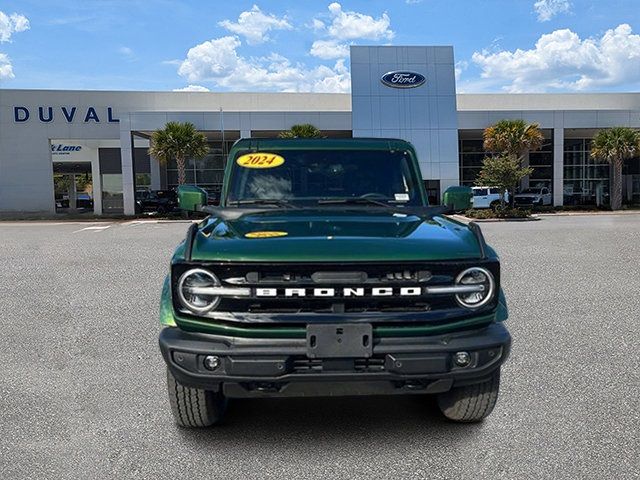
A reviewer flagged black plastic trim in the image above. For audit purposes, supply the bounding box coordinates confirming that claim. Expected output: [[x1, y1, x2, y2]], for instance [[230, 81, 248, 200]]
[[183, 223, 198, 262], [159, 322, 511, 397], [467, 221, 487, 259]]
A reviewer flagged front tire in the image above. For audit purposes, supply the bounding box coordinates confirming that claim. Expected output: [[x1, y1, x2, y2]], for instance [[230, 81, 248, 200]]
[[166, 368, 226, 427], [437, 370, 500, 422]]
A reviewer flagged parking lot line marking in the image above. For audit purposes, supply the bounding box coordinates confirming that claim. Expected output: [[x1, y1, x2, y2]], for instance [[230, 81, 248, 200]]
[[123, 220, 161, 226], [73, 225, 112, 233]]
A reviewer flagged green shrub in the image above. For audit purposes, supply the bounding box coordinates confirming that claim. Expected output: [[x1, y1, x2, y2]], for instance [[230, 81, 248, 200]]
[[465, 207, 531, 219]]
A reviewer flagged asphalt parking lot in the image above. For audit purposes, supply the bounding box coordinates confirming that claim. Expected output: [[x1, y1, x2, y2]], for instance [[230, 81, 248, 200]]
[[1, 214, 638, 479]]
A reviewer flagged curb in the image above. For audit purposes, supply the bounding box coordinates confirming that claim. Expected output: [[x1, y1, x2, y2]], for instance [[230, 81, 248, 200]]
[[471, 217, 541, 223], [535, 211, 640, 217], [451, 214, 540, 223]]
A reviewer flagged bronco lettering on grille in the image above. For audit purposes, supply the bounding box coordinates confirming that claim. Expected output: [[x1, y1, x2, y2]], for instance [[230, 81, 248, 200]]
[[255, 287, 424, 297]]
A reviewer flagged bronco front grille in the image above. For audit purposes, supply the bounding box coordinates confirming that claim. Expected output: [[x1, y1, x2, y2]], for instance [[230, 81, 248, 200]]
[[172, 260, 500, 319]]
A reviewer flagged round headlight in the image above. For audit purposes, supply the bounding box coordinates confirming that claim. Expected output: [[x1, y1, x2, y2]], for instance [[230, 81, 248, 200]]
[[177, 269, 221, 313], [454, 267, 495, 309]]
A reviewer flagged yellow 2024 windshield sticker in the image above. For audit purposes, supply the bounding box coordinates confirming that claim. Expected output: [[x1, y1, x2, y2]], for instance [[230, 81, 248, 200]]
[[237, 153, 285, 169], [245, 231, 288, 239]]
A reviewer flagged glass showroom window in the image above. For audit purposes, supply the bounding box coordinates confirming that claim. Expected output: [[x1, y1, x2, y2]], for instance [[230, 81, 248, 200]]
[[102, 174, 124, 213], [563, 139, 610, 206], [528, 134, 554, 190], [166, 140, 234, 192], [632, 175, 640, 204], [624, 156, 640, 205], [459, 134, 553, 190], [136, 174, 151, 190], [459, 139, 488, 186]]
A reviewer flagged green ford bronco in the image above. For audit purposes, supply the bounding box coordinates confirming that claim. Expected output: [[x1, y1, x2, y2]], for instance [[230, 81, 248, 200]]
[[159, 138, 511, 426]]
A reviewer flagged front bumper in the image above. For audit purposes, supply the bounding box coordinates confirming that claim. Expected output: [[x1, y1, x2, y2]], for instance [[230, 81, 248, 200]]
[[159, 322, 511, 398]]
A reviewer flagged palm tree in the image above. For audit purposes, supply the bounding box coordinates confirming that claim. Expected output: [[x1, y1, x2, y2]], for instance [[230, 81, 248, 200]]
[[590, 127, 640, 210], [278, 124, 323, 138], [482, 119, 544, 205], [483, 119, 545, 160], [148, 122, 209, 185]]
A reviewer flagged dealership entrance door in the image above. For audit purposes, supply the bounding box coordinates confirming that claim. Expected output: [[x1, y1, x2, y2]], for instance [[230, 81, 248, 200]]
[[53, 162, 94, 214]]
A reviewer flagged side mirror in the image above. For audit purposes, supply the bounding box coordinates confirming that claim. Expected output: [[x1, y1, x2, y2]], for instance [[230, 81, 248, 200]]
[[442, 186, 473, 212], [177, 185, 208, 212]]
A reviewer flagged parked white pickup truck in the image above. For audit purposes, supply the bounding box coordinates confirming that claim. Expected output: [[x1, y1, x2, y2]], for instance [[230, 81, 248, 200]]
[[471, 186, 508, 209], [514, 187, 552, 206]]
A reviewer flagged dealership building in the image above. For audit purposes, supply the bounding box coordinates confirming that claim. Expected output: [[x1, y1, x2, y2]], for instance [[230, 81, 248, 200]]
[[1, 45, 639, 215]]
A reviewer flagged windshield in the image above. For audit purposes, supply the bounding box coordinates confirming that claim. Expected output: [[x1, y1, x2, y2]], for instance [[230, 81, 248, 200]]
[[225, 149, 423, 206], [520, 188, 540, 194]]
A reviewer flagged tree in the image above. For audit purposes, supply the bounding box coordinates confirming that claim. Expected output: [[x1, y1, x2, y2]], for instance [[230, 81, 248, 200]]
[[483, 119, 545, 159], [481, 119, 544, 205], [590, 127, 640, 210], [476, 155, 533, 207], [278, 124, 323, 138], [148, 122, 209, 185]]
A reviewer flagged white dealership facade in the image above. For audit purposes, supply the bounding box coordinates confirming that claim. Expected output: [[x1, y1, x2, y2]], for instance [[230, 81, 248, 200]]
[[1, 45, 639, 215]]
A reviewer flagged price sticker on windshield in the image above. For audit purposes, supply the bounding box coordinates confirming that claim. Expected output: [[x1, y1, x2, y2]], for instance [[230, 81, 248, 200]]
[[237, 153, 285, 169]]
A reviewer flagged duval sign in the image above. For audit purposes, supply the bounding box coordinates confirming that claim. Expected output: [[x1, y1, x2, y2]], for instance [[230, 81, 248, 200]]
[[13, 106, 119, 123], [380, 71, 426, 89]]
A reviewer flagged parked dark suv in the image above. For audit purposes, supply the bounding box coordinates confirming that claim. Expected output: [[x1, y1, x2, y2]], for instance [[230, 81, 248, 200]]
[[136, 189, 178, 214]]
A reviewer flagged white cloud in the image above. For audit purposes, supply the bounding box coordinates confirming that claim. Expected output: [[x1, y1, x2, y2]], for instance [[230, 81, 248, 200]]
[[177, 3, 395, 92], [0, 11, 29, 42], [219, 5, 291, 45], [0, 11, 29, 80], [118, 46, 136, 61], [324, 3, 393, 41], [308, 3, 394, 60], [312, 59, 351, 93], [0, 52, 14, 79], [471, 24, 640, 92], [178, 36, 243, 81], [455, 60, 468, 82], [310, 19, 325, 32], [173, 85, 210, 92], [533, 0, 571, 22], [310, 40, 349, 60], [177, 35, 350, 93]]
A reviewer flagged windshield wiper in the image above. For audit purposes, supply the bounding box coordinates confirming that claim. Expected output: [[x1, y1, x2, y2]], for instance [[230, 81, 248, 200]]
[[227, 199, 299, 209], [316, 197, 394, 208]]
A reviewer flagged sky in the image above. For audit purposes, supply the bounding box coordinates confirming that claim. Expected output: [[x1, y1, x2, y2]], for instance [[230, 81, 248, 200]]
[[0, 0, 639, 93]]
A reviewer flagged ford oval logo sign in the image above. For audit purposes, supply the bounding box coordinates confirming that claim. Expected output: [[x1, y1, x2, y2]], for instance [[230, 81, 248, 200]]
[[380, 71, 426, 89]]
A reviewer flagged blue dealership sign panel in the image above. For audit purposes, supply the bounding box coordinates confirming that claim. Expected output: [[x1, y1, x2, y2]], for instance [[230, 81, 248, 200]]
[[350, 45, 460, 197]]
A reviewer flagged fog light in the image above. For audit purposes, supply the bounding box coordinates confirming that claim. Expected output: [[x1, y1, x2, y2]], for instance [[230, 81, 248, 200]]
[[454, 351, 471, 367], [203, 355, 220, 371]]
